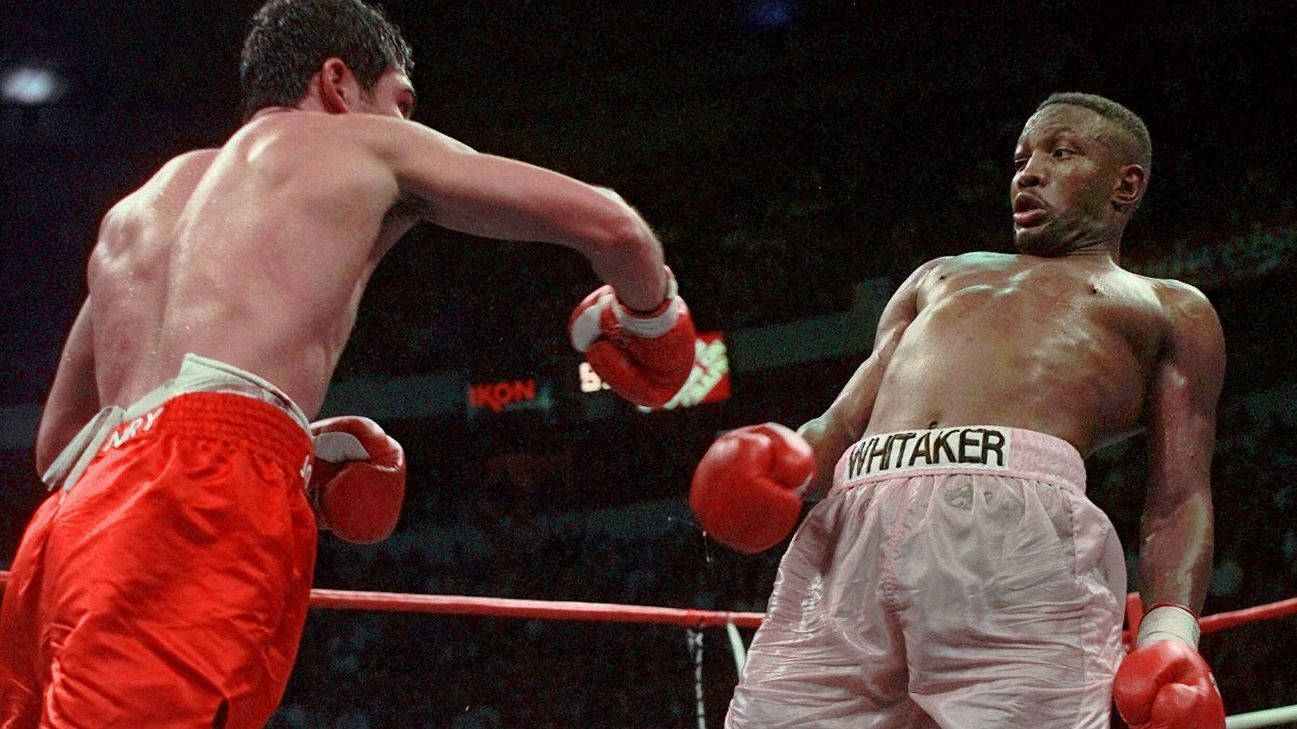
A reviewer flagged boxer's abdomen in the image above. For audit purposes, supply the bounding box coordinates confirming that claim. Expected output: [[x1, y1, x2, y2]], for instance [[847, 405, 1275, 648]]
[[867, 282, 1147, 456]]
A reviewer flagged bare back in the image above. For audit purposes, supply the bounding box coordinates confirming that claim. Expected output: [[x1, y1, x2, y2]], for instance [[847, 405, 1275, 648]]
[[89, 113, 417, 418], [36, 102, 664, 472], [866, 251, 1193, 456]]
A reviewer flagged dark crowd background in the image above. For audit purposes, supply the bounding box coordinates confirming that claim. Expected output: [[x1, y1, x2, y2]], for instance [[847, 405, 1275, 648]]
[[2, 1, 1296, 727]]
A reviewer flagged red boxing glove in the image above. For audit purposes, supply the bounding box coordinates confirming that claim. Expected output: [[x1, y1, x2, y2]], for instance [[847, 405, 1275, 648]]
[[1114, 605, 1225, 729], [569, 267, 696, 408], [689, 423, 816, 554], [308, 416, 406, 544]]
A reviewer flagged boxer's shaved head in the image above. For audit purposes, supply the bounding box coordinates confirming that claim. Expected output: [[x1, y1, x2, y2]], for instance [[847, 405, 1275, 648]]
[[240, 0, 413, 119]]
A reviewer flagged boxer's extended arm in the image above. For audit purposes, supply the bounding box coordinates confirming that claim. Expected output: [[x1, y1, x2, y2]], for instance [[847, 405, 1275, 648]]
[[1138, 285, 1225, 614], [35, 299, 98, 474], [367, 118, 667, 311], [795, 258, 942, 499], [1117, 286, 1227, 729]]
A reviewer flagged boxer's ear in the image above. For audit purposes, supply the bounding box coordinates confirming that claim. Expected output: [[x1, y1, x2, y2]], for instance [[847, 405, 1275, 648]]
[[1111, 163, 1147, 215], [317, 57, 354, 114]]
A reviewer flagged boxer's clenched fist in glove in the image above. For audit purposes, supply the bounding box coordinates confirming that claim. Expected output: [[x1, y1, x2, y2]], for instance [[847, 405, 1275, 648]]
[[1114, 604, 1225, 729], [569, 267, 696, 408], [309, 416, 406, 543], [690, 423, 816, 553]]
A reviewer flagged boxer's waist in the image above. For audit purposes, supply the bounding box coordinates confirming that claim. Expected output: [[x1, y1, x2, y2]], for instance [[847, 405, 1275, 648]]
[[120, 353, 310, 428], [832, 425, 1086, 494], [42, 354, 311, 491]]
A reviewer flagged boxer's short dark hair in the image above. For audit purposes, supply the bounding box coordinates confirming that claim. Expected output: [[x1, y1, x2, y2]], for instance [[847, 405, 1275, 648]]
[[1036, 92, 1151, 174], [240, 0, 413, 119]]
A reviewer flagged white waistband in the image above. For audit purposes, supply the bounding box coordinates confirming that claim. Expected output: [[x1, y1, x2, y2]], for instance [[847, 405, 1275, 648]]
[[41, 354, 309, 491], [832, 425, 1087, 494]]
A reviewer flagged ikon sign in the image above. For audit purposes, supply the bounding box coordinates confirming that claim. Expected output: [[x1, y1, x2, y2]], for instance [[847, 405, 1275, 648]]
[[467, 379, 539, 412]]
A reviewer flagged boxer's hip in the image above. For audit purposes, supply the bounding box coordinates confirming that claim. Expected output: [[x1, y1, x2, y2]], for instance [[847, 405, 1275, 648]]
[[4, 355, 318, 728], [42, 353, 312, 492], [735, 427, 1125, 726], [819, 426, 1119, 612]]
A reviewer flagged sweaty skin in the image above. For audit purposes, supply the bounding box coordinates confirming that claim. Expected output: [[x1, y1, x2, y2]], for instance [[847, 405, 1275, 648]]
[[36, 64, 667, 470], [798, 103, 1225, 614], [871, 251, 1169, 452]]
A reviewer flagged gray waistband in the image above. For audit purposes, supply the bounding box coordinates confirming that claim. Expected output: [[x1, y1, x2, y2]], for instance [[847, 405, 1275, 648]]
[[41, 353, 310, 491]]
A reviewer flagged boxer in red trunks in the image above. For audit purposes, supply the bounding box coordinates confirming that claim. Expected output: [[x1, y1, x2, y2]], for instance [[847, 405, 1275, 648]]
[[692, 94, 1227, 728], [0, 1, 695, 727]]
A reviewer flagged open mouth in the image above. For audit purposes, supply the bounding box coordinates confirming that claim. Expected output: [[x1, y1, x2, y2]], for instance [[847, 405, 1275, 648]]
[[1012, 194, 1048, 228]]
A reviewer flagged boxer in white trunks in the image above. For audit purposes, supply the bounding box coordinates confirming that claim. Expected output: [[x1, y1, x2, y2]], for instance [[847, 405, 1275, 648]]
[[691, 93, 1227, 729]]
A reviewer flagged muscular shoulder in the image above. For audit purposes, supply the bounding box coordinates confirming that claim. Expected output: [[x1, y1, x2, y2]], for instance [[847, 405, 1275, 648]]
[[108, 149, 218, 215], [885, 255, 947, 300], [882, 255, 953, 316], [1142, 276, 1225, 380], [233, 113, 420, 194], [1141, 276, 1219, 326], [235, 111, 422, 159], [908, 254, 956, 283], [929, 251, 1018, 275], [943, 251, 1009, 267], [162, 148, 221, 173], [96, 149, 219, 253], [912, 251, 1017, 288], [143, 149, 220, 195]]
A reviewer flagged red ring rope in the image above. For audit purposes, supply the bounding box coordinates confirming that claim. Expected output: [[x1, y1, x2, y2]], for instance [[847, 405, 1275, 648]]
[[0, 570, 1292, 632], [1200, 595, 1297, 634], [309, 587, 764, 628]]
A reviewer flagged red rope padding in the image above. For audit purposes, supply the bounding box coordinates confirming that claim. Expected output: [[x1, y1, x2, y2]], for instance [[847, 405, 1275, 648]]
[[0, 570, 1291, 633], [1200, 595, 1297, 634], [310, 588, 764, 628], [0, 570, 762, 628], [1122, 593, 1144, 652]]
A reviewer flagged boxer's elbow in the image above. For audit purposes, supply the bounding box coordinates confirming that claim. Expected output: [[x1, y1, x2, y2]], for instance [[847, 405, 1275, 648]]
[[566, 187, 643, 249], [796, 416, 828, 451], [34, 424, 58, 477], [796, 416, 842, 501], [583, 206, 655, 259], [33, 410, 84, 477]]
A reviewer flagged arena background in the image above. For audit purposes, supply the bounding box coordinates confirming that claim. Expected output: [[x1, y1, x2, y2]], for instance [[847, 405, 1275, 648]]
[[2, 1, 1295, 726]]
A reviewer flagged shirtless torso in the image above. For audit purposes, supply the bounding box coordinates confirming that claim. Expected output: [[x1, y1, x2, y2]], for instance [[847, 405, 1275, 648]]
[[868, 250, 1204, 457], [797, 100, 1225, 611], [89, 114, 419, 417], [36, 71, 669, 470]]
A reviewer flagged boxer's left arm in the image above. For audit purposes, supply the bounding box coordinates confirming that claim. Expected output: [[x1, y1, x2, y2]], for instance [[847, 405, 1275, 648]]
[[1114, 284, 1226, 729], [1138, 285, 1225, 616], [35, 298, 99, 475], [356, 118, 696, 406]]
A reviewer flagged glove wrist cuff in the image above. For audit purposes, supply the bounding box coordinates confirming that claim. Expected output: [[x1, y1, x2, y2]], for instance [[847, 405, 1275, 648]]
[[1136, 603, 1201, 649], [614, 267, 681, 338], [312, 430, 370, 463]]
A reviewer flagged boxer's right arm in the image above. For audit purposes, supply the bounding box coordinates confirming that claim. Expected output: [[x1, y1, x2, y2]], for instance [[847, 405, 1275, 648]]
[[796, 258, 944, 499], [693, 259, 941, 546], [363, 118, 667, 311], [35, 299, 99, 474], [689, 261, 934, 551]]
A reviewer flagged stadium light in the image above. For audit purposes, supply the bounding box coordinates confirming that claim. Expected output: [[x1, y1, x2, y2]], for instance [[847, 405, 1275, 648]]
[[2, 65, 63, 106]]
